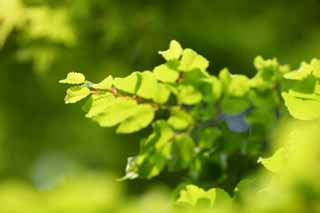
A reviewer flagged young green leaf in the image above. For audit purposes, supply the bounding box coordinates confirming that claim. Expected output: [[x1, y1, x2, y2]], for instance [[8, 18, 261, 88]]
[[311, 58, 320, 78], [178, 85, 202, 105], [228, 75, 250, 97], [116, 104, 155, 134], [168, 107, 193, 130], [135, 121, 175, 179], [93, 76, 113, 90], [85, 93, 116, 118], [153, 64, 179, 83], [153, 83, 171, 104], [91, 98, 139, 127], [64, 86, 90, 104], [177, 184, 216, 207], [113, 72, 139, 94], [284, 62, 312, 80], [136, 71, 158, 100], [158, 40, 183, 61], [59, 72, 86, 84], [259, 148, 287, 173], [282, 92, 320, 120], [178, 49, 209, 72]]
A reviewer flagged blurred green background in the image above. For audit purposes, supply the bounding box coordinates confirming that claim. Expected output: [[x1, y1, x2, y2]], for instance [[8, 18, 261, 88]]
[[0, 0, 320, 211]]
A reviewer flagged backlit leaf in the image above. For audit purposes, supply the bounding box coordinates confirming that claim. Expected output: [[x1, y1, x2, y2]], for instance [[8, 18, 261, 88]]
[[282, 92, 320, 120], [168, 107, 193, 130], [136, 71, 157, 100], [177, 184, 216, 207], [284, 62, 312, 80], [179, 49, 209, 72], [64, 86, 90, 104], [153, 64, 179, 83], [91, 98, 139, 127], [259, 148, 287, 173], [93, 76, 113, 90], [158, 40, 183, 61], [59, 72, 85, 85], [116, 104, 155, 134], [113, 72, 139, 94], [178, 85, 202, 105]]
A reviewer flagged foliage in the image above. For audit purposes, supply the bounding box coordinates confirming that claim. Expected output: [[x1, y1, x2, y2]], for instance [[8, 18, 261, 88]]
[[2, 0, 320, 211], [61, 40, 320, 208]]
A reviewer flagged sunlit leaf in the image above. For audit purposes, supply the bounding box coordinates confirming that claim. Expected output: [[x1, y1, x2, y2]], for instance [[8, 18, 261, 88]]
[[116, 104, 155, 133], [153, 64, 179, 83], [178, 85, 202, 105], [158, 40, 183, 61], [59, 72, 86, 85], [228, 75, 250, 97], [113, 72, 139, 94], [177, 184, 216, 207], [64, 86, 90, 104], [178, 49, 209, 72], [311, 58, 320, 79], [168, 107, 193, 130], [259, 148, 287, 173], [91, 98, 139, 127], [282, 92, 320, 120], [136, 71, 157, 100], [85, 93, 115, 118], [93, 76, 113, 90], [284, 62, 312, 80]]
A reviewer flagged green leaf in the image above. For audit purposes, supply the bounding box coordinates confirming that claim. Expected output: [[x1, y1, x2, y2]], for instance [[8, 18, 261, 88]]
[[137, 150, 169, 179], [311, 58, 320, 78], [177, 185, 216, 207], [143, 121, 175, 151], [259, 148, 287, 173], [178, 49, 209, 72], [168, 134, 195, 171], [199, 127, 221, 150], [251, 56, 289, 89], [85, 93, 116, 118], [116, 104, 155, 134], [168, 107, 193, 130], [210, 76, 222, 101], [59, 72, 86, 85], [153, 64, 179, 83], [228, 75, 250, 97], [91, 98, 139, 127], [119, 156, 139, 180], [136, 71, 157, 99], [284, 62, 312, 80], [287, 90, 320, 101], [158, 40, 183, 61], [93, 76, 113, 90], [178, 85, 202, 105], [315, 83, 320, 95], [136, 121, 175, 178], [153, 83, 171, 104], [219, 68, 232, 89], [254, 56, 279, 71], [282, 92, 320, 120], [221, 97, 250, 115], [113, 72, 139, 94], [64, 86, 90, 104]]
